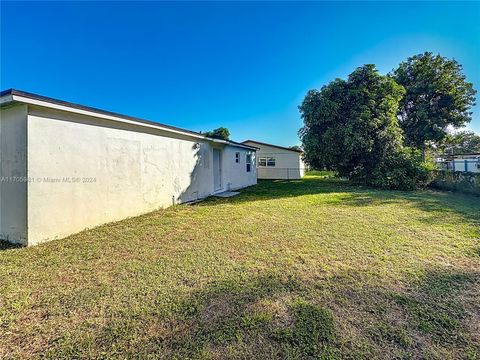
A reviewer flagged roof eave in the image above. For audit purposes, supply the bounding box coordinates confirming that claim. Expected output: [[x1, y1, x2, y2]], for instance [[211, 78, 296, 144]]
[[207, 137, 257, 150], [0, 89, 256, 150], [0, 92, 14, 106], [242, 139, 303, 153]]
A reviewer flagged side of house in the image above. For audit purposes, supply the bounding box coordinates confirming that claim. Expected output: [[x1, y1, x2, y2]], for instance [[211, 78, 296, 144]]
[[242, 140, 304, 180], [436, 154, 480, 173], [452, 154, 480, 173], [0, 104, 28, 244], [0, 90, 257, 246]]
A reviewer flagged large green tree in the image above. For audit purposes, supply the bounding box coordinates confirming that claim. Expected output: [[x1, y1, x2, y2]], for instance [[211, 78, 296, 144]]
[[299, 65, 429, 189], [393, 52, 476, 152]]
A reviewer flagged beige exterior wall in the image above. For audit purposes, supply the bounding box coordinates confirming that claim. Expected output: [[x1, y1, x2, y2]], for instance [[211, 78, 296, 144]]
[[0, 104, 256, 246], [0, 104, 28, 244], [243, 141, 304, 180]]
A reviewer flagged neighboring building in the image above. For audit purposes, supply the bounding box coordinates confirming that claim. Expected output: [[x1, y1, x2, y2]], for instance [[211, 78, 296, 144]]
[[0, 89, 257, 246], [242, 140, 305, 180], [436, 153, 480, 173]]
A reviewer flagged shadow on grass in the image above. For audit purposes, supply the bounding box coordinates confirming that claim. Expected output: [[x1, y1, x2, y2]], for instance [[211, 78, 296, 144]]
[[162, 267, 479, 359], [45, 266, 477, 359], [157, 273, 338, 359], [0, 240, 23, 251], [174, 269, 480, 358]]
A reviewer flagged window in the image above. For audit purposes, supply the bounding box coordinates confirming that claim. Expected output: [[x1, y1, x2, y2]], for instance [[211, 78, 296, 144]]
[[258, 157, 275, 167], [267, 157, 276, 167], [235, 152, 240, 163], [246, 154, 252, 172]]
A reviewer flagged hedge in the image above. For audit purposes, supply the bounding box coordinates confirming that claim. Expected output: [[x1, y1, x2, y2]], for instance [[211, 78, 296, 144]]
[[430, 170, 480, 196]]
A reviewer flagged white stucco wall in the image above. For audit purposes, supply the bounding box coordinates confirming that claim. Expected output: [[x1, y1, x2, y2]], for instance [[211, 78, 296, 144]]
[[243, 141, 304, 180], [23, 106, 256, 245], [222, 146, 257, 191], [0, 104, 28, 244]]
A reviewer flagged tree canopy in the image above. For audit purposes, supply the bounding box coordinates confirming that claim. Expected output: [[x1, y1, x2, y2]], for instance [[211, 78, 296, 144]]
[[203, 127, 230, 140], [393, 52, 476, 150], [299, 53, 477, 190], [299, 64, 430, 190], [299, 64, 405, 176], [439, 130, 480, 155]]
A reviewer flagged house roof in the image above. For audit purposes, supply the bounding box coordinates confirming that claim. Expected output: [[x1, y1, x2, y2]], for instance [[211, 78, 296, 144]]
[[0, 88, 257, 151], [451, 153, 480, 158], [242, 139, 303, 153]]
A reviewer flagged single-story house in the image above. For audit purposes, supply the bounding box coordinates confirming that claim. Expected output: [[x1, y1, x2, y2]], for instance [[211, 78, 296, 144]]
[[242, 140, 305, 180], [0, 89, 257, 246], [437, 153, 480, 173]]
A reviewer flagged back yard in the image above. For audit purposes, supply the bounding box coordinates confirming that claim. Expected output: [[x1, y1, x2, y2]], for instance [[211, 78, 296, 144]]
[[1, 173, 479, 359]]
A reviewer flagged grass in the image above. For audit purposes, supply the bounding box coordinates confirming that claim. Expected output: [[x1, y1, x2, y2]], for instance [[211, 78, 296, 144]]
[[1, 173, 479, 359]]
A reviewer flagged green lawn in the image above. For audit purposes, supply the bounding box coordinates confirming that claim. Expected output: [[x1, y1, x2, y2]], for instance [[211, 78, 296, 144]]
[[1, 174, 479, 359]]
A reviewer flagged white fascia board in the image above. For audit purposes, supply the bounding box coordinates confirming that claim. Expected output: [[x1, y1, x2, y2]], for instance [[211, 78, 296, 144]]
[[10, 94, 206, 140], [2, 93, 257, 151]]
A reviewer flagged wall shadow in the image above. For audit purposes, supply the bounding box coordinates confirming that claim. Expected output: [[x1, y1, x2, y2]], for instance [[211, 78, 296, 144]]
[[176, 142, 205, 205]]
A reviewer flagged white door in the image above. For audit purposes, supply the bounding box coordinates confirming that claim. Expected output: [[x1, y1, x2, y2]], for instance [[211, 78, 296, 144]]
[[213, 149, 222, 191]]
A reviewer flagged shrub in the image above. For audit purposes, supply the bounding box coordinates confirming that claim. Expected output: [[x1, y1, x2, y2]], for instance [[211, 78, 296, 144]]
[[365, 148, 434, 190], [430, 170, 480, 196]]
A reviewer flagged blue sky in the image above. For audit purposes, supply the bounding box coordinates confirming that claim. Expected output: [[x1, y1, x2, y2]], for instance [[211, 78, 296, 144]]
[[1, 2, 479, 146]]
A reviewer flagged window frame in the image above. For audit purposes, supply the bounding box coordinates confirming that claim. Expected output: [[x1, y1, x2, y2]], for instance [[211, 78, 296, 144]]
[[235, 152, 240, 163], [258, 157, 267, 167], [246, 154, 252, 172], [258, 157, 276, 167]]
